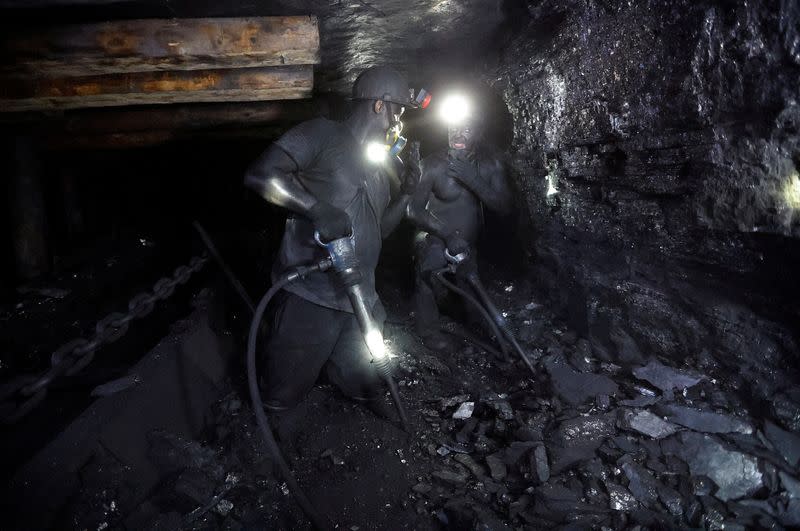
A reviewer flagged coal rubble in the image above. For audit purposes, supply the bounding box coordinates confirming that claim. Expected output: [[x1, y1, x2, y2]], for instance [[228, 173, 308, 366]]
[[398, 290, 800, 530], [72, 281, 800, 531]]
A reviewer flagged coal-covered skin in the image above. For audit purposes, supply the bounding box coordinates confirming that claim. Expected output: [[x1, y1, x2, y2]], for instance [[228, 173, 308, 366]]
[[494, 0, 800, 415]]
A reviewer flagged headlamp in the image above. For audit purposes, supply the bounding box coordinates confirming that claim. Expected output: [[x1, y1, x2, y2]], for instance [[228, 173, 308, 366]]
[[415, 88, 432, 109], [439, 94, 471, 125], [366, 141, 388, 163]]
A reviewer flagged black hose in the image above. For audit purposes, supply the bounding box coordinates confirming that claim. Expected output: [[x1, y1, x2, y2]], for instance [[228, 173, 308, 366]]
[[439, 325, 504, 360], [247, 265, 333, 531], [433, 268, 511, 360], [466, 275, 537, 376]]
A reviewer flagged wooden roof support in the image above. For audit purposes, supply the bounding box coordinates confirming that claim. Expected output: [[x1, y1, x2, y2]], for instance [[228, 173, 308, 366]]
[[1, 16, 320, 76], [1, 100, 322, 131], [44, 125, 289, 150], [0, 65, 313, 111]]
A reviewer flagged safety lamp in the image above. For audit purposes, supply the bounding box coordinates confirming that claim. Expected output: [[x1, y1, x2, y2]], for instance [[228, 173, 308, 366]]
[[439, 94, 471, 125]]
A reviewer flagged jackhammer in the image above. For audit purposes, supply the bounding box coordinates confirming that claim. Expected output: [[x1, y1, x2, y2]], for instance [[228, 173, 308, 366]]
[[433, 248, 536, 377], [314, 231, 411, 433], [196, 222, 410, 530]]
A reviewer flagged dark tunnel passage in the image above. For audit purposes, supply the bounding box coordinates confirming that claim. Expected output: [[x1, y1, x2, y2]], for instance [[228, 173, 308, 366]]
[[0, 1, 799, 530]]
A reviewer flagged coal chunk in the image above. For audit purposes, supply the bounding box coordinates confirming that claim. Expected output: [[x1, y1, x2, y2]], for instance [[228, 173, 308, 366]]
[[618, 408, 681, 439], [621, 462, 660, 508], [550, 414, 616, 473], [658, 404, 752, 434], [432, 469, 469, 486], [453, 454, 486, 479], [763, 420, 800, 467], [669, 432, 763, 501], [487, 399, 515, 420], [532, 445, 550, 483], [485, 453, 507, 480], [779, 471, 800, 499], [502, 441, 539, 466], [544, 356, 619, 406], [619, 395, 660, 407], [604, 481, 639, 511], [533, 483, 595, 518], [632, 360, 702, 393]]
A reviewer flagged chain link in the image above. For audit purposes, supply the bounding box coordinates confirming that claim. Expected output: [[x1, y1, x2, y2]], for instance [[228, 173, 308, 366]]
[[1, 253, 208, 424]]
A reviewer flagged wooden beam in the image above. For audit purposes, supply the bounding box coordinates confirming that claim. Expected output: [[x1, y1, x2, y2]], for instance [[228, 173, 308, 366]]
[[45, 125, 288, 150], [0, 65, 313, 112], [1, 16, 320, 76], [57, 101, 321, 133]]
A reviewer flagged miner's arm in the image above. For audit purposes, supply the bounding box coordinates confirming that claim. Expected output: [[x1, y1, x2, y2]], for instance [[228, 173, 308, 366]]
[[244, 144, 317, 214], [244, 141, 350, 242]]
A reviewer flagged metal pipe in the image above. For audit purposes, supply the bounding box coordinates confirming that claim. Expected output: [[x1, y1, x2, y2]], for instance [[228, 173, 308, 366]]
[[465, 273, 536, 376], [433, 267, 511, 361]]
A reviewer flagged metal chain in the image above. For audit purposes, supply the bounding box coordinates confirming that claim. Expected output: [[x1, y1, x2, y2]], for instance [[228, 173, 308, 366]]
[[0, 253, 208, 424]]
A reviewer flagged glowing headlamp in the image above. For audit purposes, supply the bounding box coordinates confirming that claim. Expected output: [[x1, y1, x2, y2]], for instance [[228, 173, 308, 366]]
[[439, 94, 471, 125], [366, 141, 388, 163]]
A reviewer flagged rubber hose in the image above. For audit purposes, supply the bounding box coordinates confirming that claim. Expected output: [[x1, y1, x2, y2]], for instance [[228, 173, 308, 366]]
[[466, 276, 537, 376], [439, 325, 504, 360], [433, 268, 511, 360], [247, 269, 332, 531]]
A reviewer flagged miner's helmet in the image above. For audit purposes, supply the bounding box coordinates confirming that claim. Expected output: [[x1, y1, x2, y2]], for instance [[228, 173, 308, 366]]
[[352, 66, 419, 109]]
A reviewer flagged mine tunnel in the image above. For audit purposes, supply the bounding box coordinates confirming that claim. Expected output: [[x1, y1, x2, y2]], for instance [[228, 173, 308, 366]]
[[1, 0, 799, 529]]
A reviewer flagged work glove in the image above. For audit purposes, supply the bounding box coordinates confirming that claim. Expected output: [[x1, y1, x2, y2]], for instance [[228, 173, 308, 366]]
[[401, 141, 422, 195], [308, 201, 351, 243]]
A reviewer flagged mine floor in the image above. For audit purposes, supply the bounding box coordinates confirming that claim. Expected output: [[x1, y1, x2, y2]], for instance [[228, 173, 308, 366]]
[[51, 266, 799, 531]]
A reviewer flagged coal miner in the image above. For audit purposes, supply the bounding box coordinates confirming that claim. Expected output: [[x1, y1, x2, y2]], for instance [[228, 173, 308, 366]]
[[243, 66, 420, 411], [407, 92, 515, 351]]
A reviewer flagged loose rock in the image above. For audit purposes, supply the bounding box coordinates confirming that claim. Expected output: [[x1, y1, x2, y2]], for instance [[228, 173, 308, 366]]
[[618, 408, 681, 439], [485, 453, 507, 481], [432, 469, 469, 486], [544, 356, 619, 406], [452, 402, 475, 420], [670, 432, 763, 501], [658, 404, 752, 434], [632, 360, 703, 393], [763, 420, 800, 467], [532, 445, 549, 483], [605, 481, 639, 511]]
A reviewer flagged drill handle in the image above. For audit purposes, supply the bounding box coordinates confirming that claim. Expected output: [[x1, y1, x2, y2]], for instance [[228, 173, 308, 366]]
[[314, 230, 362, 286]]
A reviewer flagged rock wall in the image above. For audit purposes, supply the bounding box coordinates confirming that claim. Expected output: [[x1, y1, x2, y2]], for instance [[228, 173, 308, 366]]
[[495, 0, 800, 415]]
